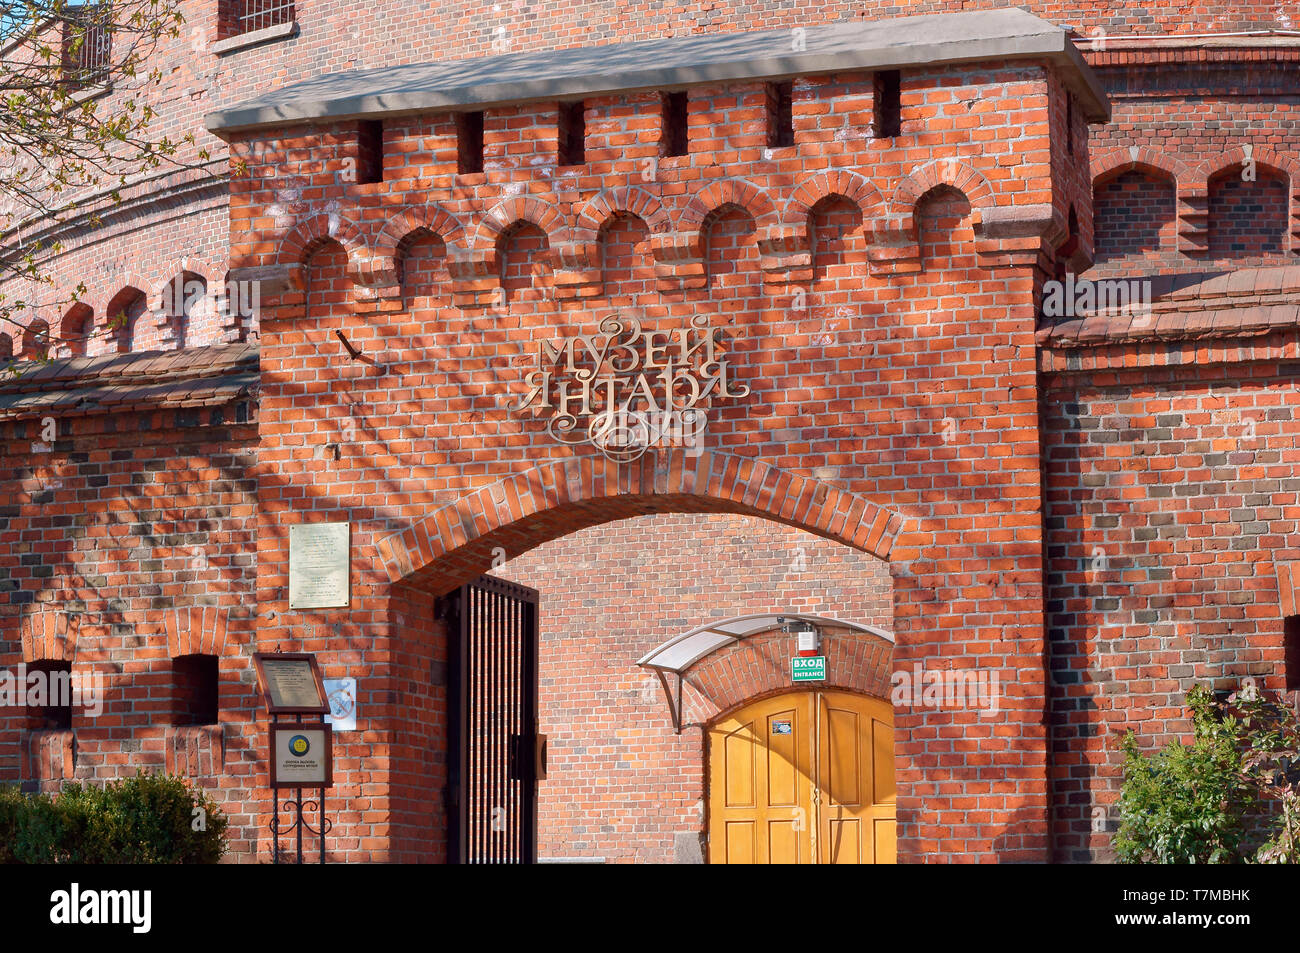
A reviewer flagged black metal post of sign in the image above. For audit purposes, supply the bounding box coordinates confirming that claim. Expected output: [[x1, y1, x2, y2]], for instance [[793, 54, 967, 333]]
[[268, 712, 331, 864]]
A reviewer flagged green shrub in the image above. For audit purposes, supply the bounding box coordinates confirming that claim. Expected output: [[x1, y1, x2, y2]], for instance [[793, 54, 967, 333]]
[[1115, 683, 1300, 864], [1114, 686, 1250, 863], [0, 785, 28, 864], [0, 772, 226, 864]]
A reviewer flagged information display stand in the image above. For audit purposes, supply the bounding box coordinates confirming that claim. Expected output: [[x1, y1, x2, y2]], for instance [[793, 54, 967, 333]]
[[253, 652, 333, 864]]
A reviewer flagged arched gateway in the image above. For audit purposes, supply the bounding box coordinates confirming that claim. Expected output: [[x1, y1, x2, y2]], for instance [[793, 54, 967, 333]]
[[202, 9, 1107, 862]]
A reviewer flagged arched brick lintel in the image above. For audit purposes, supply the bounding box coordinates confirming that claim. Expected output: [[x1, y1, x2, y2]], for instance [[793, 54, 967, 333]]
[[677, 177, 780, 235], [87, 274, 150, 323], [374, 203, 469, 259], [20, 610, 80, 662], [164, 606, 232, 658], [572, 186, 674, 243], [1091, 146, 1188, 189], [473, 195, 569, 252], [276, 212, 370, 283], [781, 169, 883, 230], [1194, 145, 1300, 187], [149, 258, 224, 313], [377, 452, 904, 594], [889, 158, 995, 225]]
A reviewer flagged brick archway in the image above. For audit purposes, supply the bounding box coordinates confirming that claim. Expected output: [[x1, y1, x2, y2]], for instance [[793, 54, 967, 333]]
[[378, 451, 904, 595]]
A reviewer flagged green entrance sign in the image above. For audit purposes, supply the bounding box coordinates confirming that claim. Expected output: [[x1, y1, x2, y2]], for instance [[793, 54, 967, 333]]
[[791, 655, 826, 682]]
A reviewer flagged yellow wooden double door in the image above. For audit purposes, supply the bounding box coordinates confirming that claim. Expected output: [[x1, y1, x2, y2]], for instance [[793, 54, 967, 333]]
[[707, 690, 896, 864]]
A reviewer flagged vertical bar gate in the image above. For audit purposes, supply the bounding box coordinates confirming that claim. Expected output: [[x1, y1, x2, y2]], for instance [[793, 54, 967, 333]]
[[443, 574, 540, 864]]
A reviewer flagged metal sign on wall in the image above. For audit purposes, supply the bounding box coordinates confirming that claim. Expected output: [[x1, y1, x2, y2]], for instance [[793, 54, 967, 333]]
[[269, 723, 334, 789], [289, 522, 350, 609], [508, 312, 749, 463], [324, 677, 357, 731], [792, 656, 827, 682]]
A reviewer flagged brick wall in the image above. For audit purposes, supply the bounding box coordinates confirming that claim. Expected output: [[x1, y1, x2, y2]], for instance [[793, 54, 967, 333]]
[[7, 4, 1297, 346], [1084, 51, 1300, 274], [1093, 169, 1177, 271], [1207, 166, 1291, 262], [1042, 358, 1300, 861], [0, 400, 263, 855], [227, 49, 1069, 862]]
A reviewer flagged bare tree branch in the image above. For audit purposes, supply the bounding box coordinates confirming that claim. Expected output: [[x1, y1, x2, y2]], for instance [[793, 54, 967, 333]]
[[0, 0, 209, 357]]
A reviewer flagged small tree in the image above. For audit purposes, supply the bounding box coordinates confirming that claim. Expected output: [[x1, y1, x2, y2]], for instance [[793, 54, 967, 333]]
[[0, 0, 200, 350]]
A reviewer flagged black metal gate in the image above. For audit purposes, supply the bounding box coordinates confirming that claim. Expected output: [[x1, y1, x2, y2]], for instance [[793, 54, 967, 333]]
[[441, 574, 541, 864]]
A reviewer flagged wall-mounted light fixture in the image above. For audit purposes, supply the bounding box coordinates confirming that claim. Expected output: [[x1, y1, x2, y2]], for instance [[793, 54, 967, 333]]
[[777, 616, 821, 656]]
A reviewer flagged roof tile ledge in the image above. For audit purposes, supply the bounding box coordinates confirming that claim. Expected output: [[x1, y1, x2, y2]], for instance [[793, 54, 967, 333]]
[[1038, 265, 1300, 349], [0, 343, 258, 421]]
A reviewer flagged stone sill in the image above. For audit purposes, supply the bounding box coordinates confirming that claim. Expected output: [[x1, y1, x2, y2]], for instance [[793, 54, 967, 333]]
[[538, 856, 607, 863], [69, 83, 112, 106], [211, 20, 296, 56]]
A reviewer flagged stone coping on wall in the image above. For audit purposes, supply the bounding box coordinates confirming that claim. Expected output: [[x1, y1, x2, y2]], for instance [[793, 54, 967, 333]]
[[204, 8, 1109, 136], [0, 342, 257, 420]]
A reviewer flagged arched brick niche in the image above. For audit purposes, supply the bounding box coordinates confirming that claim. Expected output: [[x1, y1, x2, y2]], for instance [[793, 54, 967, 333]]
[[1207, 164, 1291, 264], [57, 303, 92, 358], [915, 185, 975, 269], [100, 286, 148, 355], [498, 220, 554, 307], [599, 212, 655, 303], [397, 228, 450, 301], [1093, 168, 1177, 270]]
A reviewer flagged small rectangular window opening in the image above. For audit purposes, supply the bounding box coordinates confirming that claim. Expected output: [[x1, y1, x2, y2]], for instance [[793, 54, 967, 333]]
[[356, 120, 383, 184], [767, 81, 794, 149], [173, 654, 219, 726], [558, 101, 585, 166], [874, 70, 901, 139], [662, 92, 689, 158], [457, 111, 485, 175], [233, 0, 295, 38], [27, 661, 72, 731], [61, 8, 112, 88]]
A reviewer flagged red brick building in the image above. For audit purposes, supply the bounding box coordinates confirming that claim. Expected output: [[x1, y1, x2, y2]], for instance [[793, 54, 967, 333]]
[[1, 1, 1298, 863]]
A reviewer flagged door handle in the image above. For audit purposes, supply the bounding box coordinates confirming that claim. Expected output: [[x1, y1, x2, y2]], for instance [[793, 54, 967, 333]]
[[507, 733, 547, 780]]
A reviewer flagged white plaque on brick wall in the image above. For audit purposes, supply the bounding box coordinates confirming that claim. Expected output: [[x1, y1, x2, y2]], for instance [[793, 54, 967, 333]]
[[289, 522, 350, 609]]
